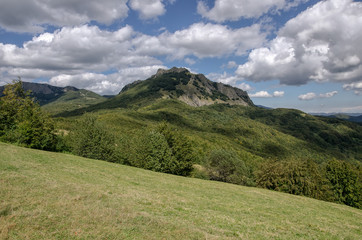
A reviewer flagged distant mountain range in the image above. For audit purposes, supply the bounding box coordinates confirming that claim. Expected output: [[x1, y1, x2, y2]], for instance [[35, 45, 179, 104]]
[[0, 81, 106, 114], [310, 112, 362, 123]]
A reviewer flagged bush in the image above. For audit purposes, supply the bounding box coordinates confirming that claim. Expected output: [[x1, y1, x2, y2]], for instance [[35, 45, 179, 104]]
[[0, 80, 57, 150], [124, 123, 196, 176], [325, 159, 361, 208], [256, 159, 326, 199], [69, 115, 119, 162], [206, 149, 250, 185]]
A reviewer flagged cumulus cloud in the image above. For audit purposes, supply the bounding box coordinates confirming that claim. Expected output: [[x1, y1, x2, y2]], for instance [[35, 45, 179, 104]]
[[129, 0, 166, 19], [131, 22, 265, 59], [343, 81, 362, 95], [250, 91, 272, 98], [237, 83, 252, 91], [236, 0, 362, 86], [0, 21, 268, 94], [0, 0, 129, 33], [249, 90, 284, 98], [298, 91, 338, 100], [226, 61, 237, 69], [161, 23, 266, 58], [184, 58, 196, 65], [0, 25, 166, 94], [273, 91, 285, 97], [298, 92, 317, 100], [319, 91, 338, 98], [197, 0, 307, 22], [49, 66, 165, 95]]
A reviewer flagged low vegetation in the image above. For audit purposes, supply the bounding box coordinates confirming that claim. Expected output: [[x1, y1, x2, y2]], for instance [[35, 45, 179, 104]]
[[1, 142, 361, 239]]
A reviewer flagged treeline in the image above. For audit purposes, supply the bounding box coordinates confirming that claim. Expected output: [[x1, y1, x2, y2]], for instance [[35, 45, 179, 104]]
[[0, 80, 361, 209]]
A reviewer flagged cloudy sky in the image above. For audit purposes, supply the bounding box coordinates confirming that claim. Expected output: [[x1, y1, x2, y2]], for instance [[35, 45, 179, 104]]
[[0, 0, 361, 113]]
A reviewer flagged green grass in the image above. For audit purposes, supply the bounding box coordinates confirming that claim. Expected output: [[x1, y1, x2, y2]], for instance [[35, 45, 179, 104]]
[[1, 142, 361, 239]]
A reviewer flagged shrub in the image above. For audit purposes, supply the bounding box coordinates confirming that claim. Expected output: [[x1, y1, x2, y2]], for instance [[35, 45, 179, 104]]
[[69, 115, 119, 162], [125, 123, 196, 176], [206, 149, 250, 185], [256, 159, 325, 199], [325, 159, 361, 208]]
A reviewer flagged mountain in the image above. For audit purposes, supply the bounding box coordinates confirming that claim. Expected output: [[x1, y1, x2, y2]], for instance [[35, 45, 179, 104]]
[[310, 112, 362, 123], [0, 81, 106, 114], [56, 67, 254, 117], [121, 67, 254, 107]]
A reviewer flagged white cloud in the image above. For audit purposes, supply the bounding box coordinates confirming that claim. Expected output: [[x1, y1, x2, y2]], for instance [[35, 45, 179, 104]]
[[129, 0, 166, 19], [0, 21, 268, 94], [0, 0, 129, 33], [197, 0, 308, 22], [250, 91, 273, 98], [319, 91, 338, 98], [163, 23, 266, 58], [184, 58, 196, 65], [273, 91, 284, 97], [298, 91, 338, 100], [131, 22, 265, 59], [250, 90, 285, 98], [236, 0, 362, 86], [298, 92, 317, 100], [0, 25, 167, 94], [226, 61, 237, 69], [49, 65, 165, 95], [237, 82, 252, 91], [343, 81, 362, 95]]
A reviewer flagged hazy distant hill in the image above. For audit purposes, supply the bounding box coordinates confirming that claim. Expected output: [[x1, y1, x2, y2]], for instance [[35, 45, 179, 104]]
[[311, 112, 362, 123], [0, 81, 106, 114]]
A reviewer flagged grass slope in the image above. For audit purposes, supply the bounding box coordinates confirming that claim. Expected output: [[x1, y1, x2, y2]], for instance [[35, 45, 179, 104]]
[[1, 142, 361, 239], [42, 89, 106, 115]]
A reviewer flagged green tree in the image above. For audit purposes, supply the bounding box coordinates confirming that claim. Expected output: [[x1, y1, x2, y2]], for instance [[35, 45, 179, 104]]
[[69, 115, 119, 162], [256, 159, 325, 199], [325, 159, 361, 208], [126, 123, 196, 176], [206, 149, 250, 185], [0, 79, 57, 150], [157, 122, 195, 176]]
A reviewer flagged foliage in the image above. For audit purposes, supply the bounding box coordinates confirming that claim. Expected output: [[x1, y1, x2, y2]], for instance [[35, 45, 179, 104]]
[[206, 149, 251, 185], [123, 122, 195, 176], [68, 115, 119, 162], [325, 159, 361, 208], [0, 79, 57, 150], [256, 159, 327, 200]]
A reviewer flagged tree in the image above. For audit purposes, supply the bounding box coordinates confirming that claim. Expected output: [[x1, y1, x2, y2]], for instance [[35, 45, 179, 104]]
[[256, 159, 325, 199], [126, 122, 196, 176], [206, 149, 249, 185], [156, 122, 195, 176], [325, 159, 361, 208], [0, 79, 57, 150], [69, 115, 119, 162]]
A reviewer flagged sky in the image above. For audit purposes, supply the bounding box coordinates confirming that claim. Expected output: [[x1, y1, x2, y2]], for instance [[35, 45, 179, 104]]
[[0, 0, 361, 113]]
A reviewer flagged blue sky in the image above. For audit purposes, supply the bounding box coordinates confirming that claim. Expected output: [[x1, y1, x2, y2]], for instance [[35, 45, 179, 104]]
[[0, 0, 361, 113]]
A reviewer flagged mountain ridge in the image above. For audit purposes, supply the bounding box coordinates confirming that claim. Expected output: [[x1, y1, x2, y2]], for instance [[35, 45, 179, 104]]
[[119, 67, 254, 107]]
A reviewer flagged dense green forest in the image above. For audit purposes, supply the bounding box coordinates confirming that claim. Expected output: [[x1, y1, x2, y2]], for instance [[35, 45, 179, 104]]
[[1, 80, 361, 208]]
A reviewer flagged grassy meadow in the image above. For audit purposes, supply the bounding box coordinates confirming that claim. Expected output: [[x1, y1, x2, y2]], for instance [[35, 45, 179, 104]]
[[1, 142, 361, 239]]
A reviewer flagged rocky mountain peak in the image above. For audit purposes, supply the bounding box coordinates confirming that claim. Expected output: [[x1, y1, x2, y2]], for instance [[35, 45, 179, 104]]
[[120, 67, 254, 107], [154, 67, 190, 78]]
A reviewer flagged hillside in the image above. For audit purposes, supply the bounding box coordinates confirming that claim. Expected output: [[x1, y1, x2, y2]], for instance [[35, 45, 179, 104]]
[[0, 81, 106, 114], [1, 142, 361, 239], [56, 67, 253, 116]]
